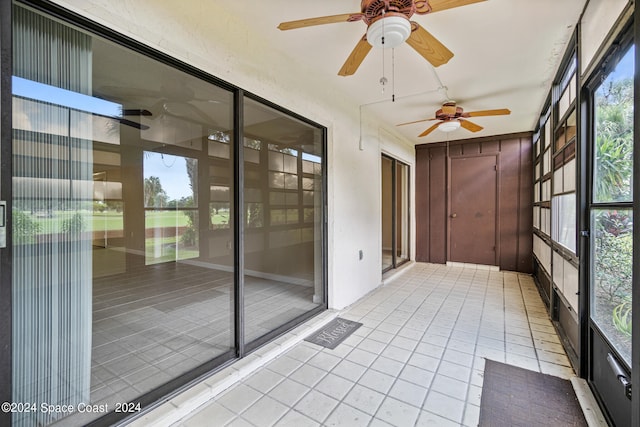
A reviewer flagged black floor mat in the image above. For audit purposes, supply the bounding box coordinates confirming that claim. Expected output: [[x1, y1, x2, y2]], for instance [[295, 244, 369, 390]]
[[479, 359, 588, 427], [305, 317, 362, 349]]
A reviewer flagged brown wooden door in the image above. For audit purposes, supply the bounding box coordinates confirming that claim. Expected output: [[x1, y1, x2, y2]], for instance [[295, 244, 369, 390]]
[[449, 155, 498, 265]]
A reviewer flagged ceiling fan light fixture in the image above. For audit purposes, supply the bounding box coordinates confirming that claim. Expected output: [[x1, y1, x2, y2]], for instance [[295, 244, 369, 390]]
[[438, 120, 461, 132], [366, 16, 411, 49]]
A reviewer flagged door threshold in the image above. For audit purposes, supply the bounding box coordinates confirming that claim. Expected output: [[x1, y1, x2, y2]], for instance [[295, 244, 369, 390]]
[[446, 261, 500, 271], [382, 261, 415, 285], [570, 377, 609, 426]]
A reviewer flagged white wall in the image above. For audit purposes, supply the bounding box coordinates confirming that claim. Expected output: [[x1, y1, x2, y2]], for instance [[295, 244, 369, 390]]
[[52, 0, 415, 310]]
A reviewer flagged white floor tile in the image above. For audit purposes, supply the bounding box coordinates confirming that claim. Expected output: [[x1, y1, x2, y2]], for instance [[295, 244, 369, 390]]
[[369, 418, 395, 427], [243, 368, 285, 394], [467, 384, 483, 407], [388, 378, 428, 408], [343, 384, 386, 415], [289, 364, 327, 388], [331, 359, 367, 382], [323, 403, 372, 427], [268, 378, 310, 407], [314, 373, 354, 400], [274, 410, 320, 427], [216, 384, 262, 414], [506, 353, 540, 371], [293, 390, 339, 424], [345, 348, 377, 367], [430, 374, 469, 400], [357, 338, 387, 354], [225, 416, 254, 427], [181, 402, 235, 427], [423, 390, 465, 423], [287, 344, 321, 363], [407, 352, 440, 372], [442, 348, 475, 367], [266, 356, 304, 377], [505, 340, 536, 357], [357, 369, 396, 394], [389, 336, 419, 351], [370, 356, 405, 377], [306, 351, 342, 372], [380, 345, 412, 363], [539, 361, 575, 379], [398, 364, 434, 388], [160, 264, 581, 427], [375, 396, 421, 426], [437, 361, 471, 382], [239, 395, 288, 427], [416, 410, 462, 427]]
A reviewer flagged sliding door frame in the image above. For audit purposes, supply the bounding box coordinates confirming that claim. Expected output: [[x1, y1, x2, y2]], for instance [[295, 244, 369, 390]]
[[6, 1, 328, 426], [382, 154, 410, 273], [632, 6, 640, 426], [581, 18, 636, 427], [0, 0, 13, 425]]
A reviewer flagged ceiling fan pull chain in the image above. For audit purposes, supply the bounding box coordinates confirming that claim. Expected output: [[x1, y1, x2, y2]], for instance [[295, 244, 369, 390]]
[[381, 8, 386, 47], [392, 47, 396, 102], [380, 24, 387, 94]]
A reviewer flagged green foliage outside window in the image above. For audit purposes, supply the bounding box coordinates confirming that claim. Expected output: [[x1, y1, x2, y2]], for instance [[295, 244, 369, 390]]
[[13, 210, 41, 244]]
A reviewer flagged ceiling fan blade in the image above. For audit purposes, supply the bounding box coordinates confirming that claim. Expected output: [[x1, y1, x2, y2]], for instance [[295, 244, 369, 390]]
[[406, 22, 453, 67], [92, 111, 149, 130], [397, 117, 437, 127], [278, 13, 361, 30], [459, 119, 483, 132], [122, 109, 152, 116], [115, 116, 150, 130], [419, 122, 442, 137], [428, 0, 487, 13], [338, 35, 372, 76], [464, 108, 511, 117]]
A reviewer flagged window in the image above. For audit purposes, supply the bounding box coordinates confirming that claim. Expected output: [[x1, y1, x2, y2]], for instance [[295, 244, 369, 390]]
[[589, 44, 634, 365], [552, 193, 576, 252]]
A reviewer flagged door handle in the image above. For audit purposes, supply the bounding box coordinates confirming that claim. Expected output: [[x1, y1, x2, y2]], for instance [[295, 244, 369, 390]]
[[450, 213, 457, 218], [0, 201, 5, 248], [607, 353, 632, 400]]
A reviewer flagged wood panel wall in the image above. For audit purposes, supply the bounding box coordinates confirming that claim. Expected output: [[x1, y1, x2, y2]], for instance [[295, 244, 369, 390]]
[[415, 132, 533, 273]]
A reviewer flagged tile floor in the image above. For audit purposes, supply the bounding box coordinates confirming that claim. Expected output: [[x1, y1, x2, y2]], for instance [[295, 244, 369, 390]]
[[79, 259, 318, 427], [140, 262, 576, 427]]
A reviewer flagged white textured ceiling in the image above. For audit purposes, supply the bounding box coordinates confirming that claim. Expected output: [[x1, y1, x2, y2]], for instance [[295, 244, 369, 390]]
[[191, 0, 587, 145]]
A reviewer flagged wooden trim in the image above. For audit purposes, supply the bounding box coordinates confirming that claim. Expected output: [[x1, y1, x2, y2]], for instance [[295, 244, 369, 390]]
[[415, 131, 533, 150]]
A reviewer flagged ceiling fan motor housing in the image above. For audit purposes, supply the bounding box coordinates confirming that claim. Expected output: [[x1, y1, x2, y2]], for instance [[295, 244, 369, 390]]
[[366, 15, 412, 48], [437, 102, 464, 119], [362, 0, 433, 48], [361, 0, 417, 22]]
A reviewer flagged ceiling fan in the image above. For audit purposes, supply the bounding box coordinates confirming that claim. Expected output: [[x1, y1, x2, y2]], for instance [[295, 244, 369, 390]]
[[397, 101, 511, 136], [277, 0, 486, 76], [99, 83, 218, 129]]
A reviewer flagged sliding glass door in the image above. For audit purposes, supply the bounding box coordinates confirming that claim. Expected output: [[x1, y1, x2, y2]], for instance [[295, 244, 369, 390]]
[[382, 155, 409, 273], [586, 39, 634, 426], [9, 4, 326, 426], [242, 97, 325, 347]]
